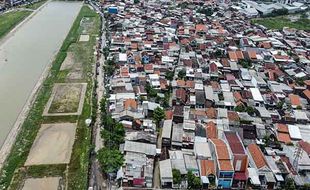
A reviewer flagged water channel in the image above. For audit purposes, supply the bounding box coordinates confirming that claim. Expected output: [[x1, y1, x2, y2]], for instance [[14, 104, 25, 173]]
[[0, 1, 82, 147]]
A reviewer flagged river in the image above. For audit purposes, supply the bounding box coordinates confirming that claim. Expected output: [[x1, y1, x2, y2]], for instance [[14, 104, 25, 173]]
[[0, 1, 82, 147]]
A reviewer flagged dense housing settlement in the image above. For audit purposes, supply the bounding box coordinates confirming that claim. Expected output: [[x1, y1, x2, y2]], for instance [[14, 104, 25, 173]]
[[92, 0, 310, 189]]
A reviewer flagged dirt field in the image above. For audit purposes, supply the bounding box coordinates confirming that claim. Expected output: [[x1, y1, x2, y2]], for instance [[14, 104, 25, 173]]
[[22, 177, 61, 190], [60, 52, 75, 71], [25, 123, 76, 166], [43, 83, 87, 116], [80, 17, 94, 34]]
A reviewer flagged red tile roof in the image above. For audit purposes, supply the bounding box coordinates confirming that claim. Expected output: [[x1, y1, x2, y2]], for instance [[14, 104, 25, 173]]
[[247, 144, 268, 169], [299, 141, 310, 155], [277, 133, 291, 144], [206, 121, 217, 139], [210, 139, 230, 160], [277, 123, 289, 133], [225, 131, 245, 154], [289, 94, 301, 106], [200, 160, 216, 176]]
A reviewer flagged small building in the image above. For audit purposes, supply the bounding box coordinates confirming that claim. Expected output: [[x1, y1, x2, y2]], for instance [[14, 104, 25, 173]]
[[159, 159, 173, 188], [162, 120, 172, 147]]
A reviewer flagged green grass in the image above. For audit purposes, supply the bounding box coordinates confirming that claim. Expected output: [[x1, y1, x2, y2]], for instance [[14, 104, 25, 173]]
[[252, 16, 310, 31], [0, 5, 100, 190], [0, 10, 31, 39], [24, 0, 47, 10]]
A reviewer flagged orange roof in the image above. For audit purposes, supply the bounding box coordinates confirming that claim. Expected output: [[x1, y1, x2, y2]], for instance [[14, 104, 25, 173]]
[[219, 160, 234, 171], [185, 80, 195, 88], [227, 111, 239, 122], [120, 67, 129, 77], [248, 51, 257, 59], [236, 51, 244, 60], [233, 91, 243, 102], [200, 160, 216, 176], [210, 139, 230, 160], [206, 108, 217, 119], [176, 80, 185, 87], [124, 99, 137, 110], [304, 80, 310, 86], [277, 123, 288, 133], [228, 51, 237, 62], [196, 24, 206, 32], [165, 110, 173, 119], [206, 121, 217, 139], [289, 94, 301, 106], [303, 89, 310, 100], [247, 144, 268, 169], [278, 132, 291, 144], [144, 64, 153, 71]]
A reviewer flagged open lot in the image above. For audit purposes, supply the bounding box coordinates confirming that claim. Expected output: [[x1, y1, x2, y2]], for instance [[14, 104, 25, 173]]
[[25, 123, 76, 166], [22, 177, 61, 190], [60, 52, 75, 71], [43, 83, 87, 116], [252, 15, 310, 31]]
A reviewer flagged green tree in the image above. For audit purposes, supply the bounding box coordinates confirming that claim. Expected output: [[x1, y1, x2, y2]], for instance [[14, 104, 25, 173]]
[[153, 107, 165, 127], [166, 70, 174, 81], [97, 147, 124, 174], [246, 106, 255, 116], [187, 171, 202, 190], [284, 178, 296, 190], [134, 0, 140, 4], [235, 105, 245, 112], [301, 183, 310, 190], [177, 69, 186, 79], [172, 169, 181, 185]]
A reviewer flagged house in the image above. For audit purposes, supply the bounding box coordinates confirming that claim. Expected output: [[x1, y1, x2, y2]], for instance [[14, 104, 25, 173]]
[[162, 120, 172, 147], [223, 131, 248, 188], [159, 159, 173, 188], [209, 139, 234, 189], [247, 144, 276, 189]]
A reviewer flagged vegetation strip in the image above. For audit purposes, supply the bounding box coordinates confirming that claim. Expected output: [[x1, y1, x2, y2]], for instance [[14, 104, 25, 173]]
[[0, 5, 99, 190]]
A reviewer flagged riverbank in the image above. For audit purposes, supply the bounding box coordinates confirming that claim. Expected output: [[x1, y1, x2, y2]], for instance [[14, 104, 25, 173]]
[[0, 4, 99, 190], [0, 0, 48, 40], [0, 0, 50, 170]]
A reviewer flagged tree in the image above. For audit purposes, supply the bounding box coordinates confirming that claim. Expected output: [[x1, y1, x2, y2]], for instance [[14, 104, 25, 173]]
[[235, 105, 245, 112], [134, 0, 140, 4], [187, 171, 202, 190], [97, 147, 124, 174], [172, 169, 181, 185], [283, 178, 296, 190], [153, 107, 165, 127], [239, 59, 252, 69], [246, 106, 255, 116], [166, 70, 174, 81], [177, 69, 186, 79]]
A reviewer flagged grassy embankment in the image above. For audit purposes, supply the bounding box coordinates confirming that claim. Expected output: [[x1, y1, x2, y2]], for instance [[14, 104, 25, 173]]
[[0, 5, 100, 190], [0, 11, 31, 39], [0, 0, 48, 40], [252, 16, 310, 31]]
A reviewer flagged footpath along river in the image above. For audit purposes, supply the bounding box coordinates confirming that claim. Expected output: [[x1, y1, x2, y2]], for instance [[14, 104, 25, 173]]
[[0, 1, 82, 148]]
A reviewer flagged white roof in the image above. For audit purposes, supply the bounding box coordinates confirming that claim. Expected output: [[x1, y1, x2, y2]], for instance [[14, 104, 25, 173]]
[[250, 88, 264, 102], [119, 53, 127, 62], [159, 159, 173, 179], [162, 120, 172, 139], [194, 142, 211, 159], [288, 125, 302, 140], [124, 141, 156, 156], [248, 168, 260, 185]]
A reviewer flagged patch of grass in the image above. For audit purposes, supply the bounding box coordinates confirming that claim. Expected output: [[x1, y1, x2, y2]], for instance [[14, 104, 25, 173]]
[[0, 5, 99, 190], [252, 16, 310, 31], [24, 0, 47, 10], [0, 10, 31, 39]]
